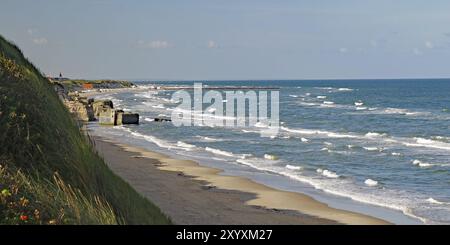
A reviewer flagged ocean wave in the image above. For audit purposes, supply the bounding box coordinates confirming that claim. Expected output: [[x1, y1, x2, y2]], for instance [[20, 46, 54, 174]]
[[232, 155, 429, 223], [426, 198, 446, 205], [254, 122, 269, 128], [134, 91, 158, 98], [363, 146, 383, 152], [316, 168, 340, 178], [400, 137, 450, 151], [282, 125, 450, 154], [285, 164, 302, 170], [363, 107, 429, 116], [364, 179, 379, 187], [129, 131, 181, 150], [177, 141, 197, 150], [316, 95, 327, 99], [412, 159, 433, 168], [298, 102, 318, 107], [205, 147, 235, 157], [195, 136, 222, 142], [338, 88, 353, 91], [365, 132, 386, 137], [264, 154, 279, 160], [281, 126, 359, 139]]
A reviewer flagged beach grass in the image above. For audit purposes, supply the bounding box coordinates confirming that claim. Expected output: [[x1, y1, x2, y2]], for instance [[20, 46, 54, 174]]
[[0, 35, 170, 224]]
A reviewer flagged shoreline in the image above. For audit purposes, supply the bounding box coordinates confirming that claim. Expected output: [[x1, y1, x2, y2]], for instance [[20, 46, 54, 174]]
[[92, 135, 389, 225]]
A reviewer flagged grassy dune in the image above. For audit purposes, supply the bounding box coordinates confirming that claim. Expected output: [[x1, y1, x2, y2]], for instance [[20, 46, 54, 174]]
[[0, 35, 170, 224]]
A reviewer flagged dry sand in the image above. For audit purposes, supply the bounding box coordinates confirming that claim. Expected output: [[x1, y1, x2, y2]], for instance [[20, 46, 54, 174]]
[[93, 136, 389, 225]]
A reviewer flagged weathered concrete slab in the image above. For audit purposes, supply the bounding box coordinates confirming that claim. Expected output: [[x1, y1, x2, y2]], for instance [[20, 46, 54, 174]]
[[99, 107, 115, 125], [121, 113, 139, 125]]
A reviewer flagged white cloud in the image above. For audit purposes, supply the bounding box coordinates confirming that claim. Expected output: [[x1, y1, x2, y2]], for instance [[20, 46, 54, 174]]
[[138, 40, 170, 49], [339, 47, 348, 53], [425, 41, 433, 49], [32, 37, 48, 45], [413, 48, 423, 56], [207, 40, 218, 49]]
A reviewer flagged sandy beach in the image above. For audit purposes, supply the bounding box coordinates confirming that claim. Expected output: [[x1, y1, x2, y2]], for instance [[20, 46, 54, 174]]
[[92, 135, 389, 225]]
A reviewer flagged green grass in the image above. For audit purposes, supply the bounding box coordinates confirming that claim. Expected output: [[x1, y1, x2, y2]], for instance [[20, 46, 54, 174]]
[[0, 35, 170, 224]]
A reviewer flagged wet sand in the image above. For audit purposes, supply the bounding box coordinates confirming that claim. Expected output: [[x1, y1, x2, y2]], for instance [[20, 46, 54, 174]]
[[92, 136, 389, 225]]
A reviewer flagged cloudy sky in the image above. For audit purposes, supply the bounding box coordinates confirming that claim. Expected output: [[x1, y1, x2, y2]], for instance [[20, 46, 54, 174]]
[[1, 0, 450, 80]]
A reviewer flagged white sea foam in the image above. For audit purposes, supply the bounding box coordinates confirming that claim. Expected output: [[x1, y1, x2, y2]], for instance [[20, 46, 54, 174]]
[[130, 131, 180, 150], [391, 152, 402, 156], [298, 102, 318, 107], [195, 135, 223, 142], [322, 169, 340, 178], [281, 126, 359, 139], [285, 164, 302, 170], [254, 122, 269, 128], [363, 146, 381, 151], [289, 95, 299, 98], [242, 129, 260, 133], [364, 179, 378, 187], [356, 107, 367, 110], [323, 101, 335, 105], [338, 88, 353, 91], [412, 159, 433, 168], [401, 138, 450, 151], [144, 118, 155, 122], [231, 156, 428, 223], [354, 101, 364, 106], [264, 154, 279, 160], [426, 198, 445, 205], [316, 95, 327, 99], [177, 141, 197, 150], [365, 132, 385, 137], [382, 108, 424, 116], [134, 91, 158, 98], [205, 147, 235, 157], [300, 137, 309, 143]]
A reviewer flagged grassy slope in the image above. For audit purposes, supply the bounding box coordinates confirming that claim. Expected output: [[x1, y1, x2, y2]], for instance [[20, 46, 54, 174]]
[[0, 35, 170, 224]]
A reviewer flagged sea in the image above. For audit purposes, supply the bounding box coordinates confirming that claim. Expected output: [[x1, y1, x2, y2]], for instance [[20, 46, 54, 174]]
[[88, 79, 450, 224]]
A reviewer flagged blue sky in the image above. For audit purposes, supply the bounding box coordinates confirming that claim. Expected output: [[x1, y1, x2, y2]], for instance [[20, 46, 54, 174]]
[[1, 0, 450, 80]]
